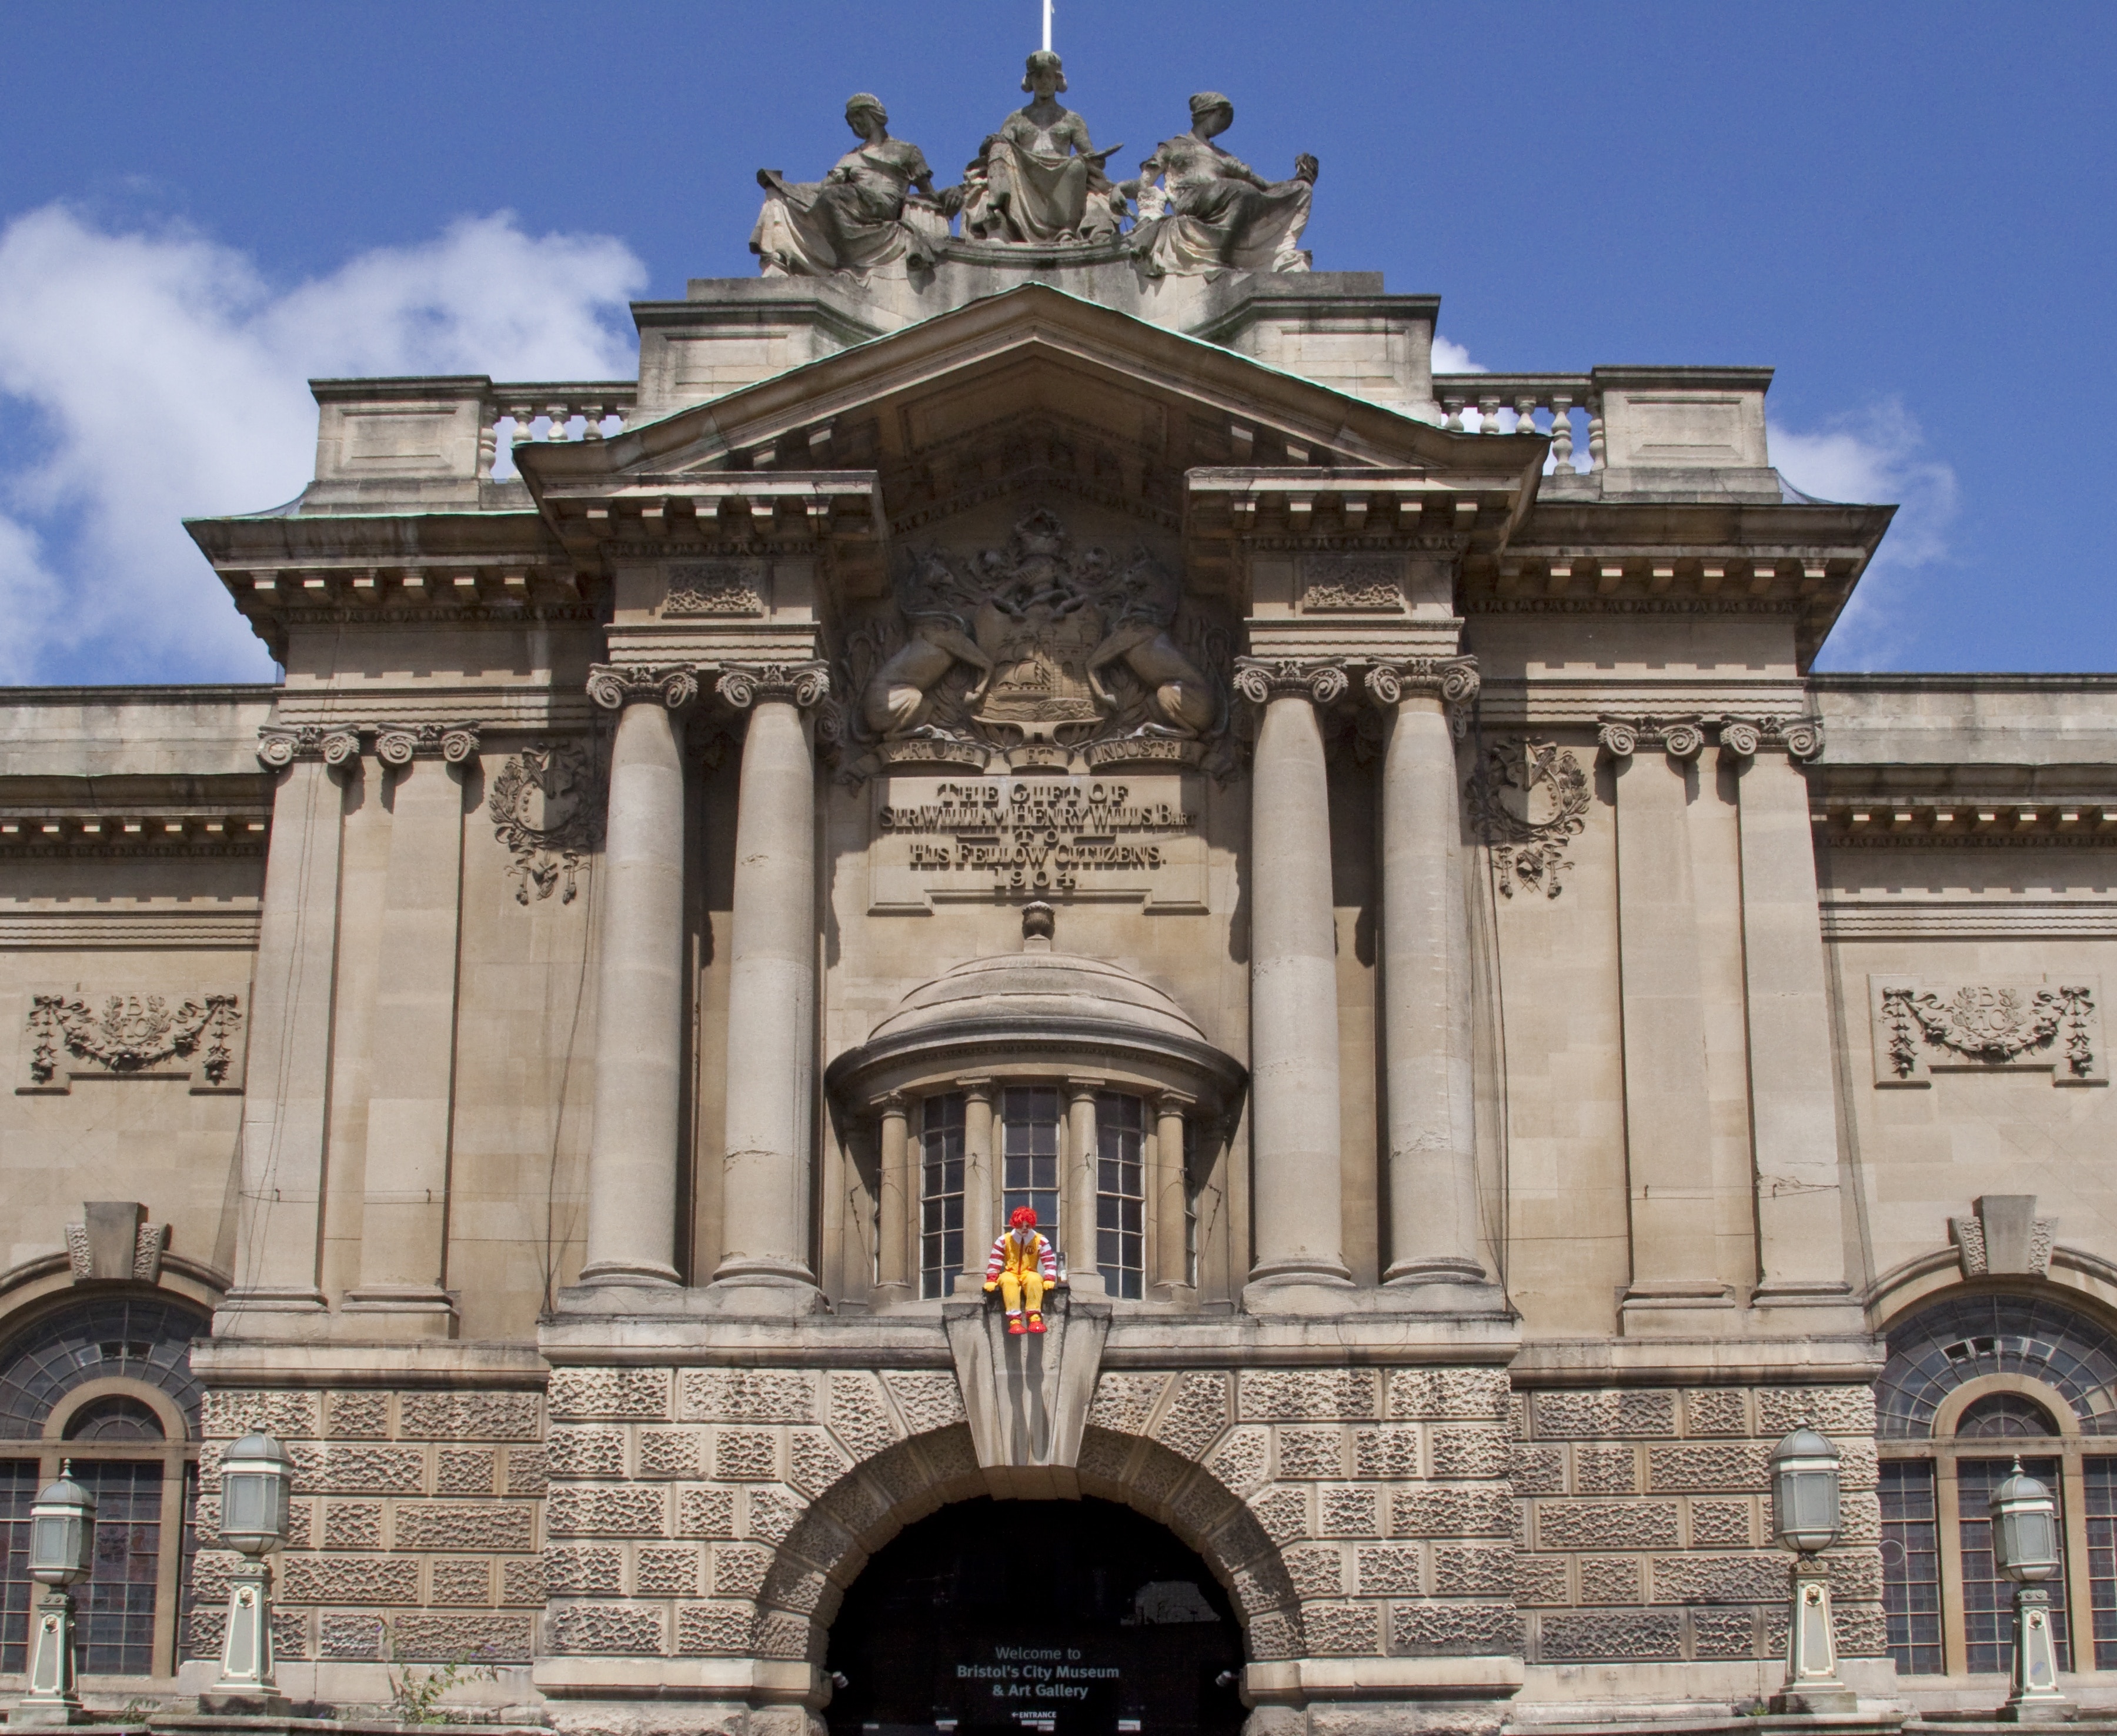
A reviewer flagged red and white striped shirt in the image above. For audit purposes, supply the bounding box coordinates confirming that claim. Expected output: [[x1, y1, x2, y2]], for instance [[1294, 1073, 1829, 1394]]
[[986, 1228, 1057, 1285]]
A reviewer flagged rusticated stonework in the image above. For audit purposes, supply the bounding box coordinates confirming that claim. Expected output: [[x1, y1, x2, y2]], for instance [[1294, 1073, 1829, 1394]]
[[1510, 1382, 1886, 1665], [191, 1384, 546, 1664]]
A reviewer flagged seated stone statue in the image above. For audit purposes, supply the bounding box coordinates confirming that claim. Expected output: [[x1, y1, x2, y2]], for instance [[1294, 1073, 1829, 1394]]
[[1126, 92, 1317, 277], [752, 94, 956, 278], [961, 51, 1124, 246]]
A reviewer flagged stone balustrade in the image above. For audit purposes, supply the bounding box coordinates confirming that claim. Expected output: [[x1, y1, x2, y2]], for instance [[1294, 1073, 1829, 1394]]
[[1433, 372, 1602, 473], [482, 380, 640, 478]]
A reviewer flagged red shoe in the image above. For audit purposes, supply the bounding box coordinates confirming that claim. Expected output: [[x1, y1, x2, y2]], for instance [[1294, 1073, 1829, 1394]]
[[1007, 1315, 1027, 1336], [1027, 1313, 1047, 1334]]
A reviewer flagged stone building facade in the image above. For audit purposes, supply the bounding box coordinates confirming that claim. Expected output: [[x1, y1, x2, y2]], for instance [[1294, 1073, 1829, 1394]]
[[4, 87, 2117, 1736]]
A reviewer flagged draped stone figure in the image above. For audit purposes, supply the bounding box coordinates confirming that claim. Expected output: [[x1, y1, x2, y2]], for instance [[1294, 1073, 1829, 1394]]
[[752, 94, 957, 278], [961, 52, 1124, 246], [1127, 92, 1318, 277]]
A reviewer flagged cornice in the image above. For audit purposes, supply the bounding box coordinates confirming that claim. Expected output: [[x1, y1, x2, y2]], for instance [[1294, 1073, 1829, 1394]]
[[0, 908, 263, 949], [1819, 900, 2117, 942], [1812, 799, 2117, 847]]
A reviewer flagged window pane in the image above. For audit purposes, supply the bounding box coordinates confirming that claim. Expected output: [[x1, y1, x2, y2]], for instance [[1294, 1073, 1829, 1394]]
[[920, 1094, 966, 1300], [1959, 1457, 2070, 1674], [1096, 1093, 1144, 1300], [78, 1460, 162, 1676], [0, 1458, 35, 1674], [2087, 1458, 2117, 1669], [1001, 1088, 1061, 1243], [1880, 1460, 1944, 1675]]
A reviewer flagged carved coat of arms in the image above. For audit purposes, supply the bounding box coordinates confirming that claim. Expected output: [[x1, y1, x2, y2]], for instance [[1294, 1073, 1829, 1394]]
[[1465, 738, 1591, 898], [830, 508, 1232, 779], [488, 744, 596, 903]]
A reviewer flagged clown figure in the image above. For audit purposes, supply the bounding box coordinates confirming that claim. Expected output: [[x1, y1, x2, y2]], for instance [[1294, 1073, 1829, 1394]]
[[984, 1206, 1060, 1334]]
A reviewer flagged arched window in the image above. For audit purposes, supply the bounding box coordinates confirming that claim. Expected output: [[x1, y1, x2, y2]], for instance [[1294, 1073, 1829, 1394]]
[[0, 1294, 207, 1681], [1876, 1292, 2117, 1680]]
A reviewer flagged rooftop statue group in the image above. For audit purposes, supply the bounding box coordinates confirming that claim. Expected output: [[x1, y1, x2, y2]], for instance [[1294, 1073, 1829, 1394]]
[[751, 54, 1316, 281]]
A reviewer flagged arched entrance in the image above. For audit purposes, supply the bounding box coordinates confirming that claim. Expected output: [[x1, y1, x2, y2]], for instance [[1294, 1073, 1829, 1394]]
[[824, 1495, 1245, 1736]]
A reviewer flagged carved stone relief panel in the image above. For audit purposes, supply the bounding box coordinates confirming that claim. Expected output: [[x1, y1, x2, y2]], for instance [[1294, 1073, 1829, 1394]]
[[1951, 1195, 2055, 1278], [19, 989, 247, 1094], [1295, 552, 1406, 613], [1466, 738, 1591, 899], [65, 1201, 168, 1283], [827, 508, 1236, 784], [867, 770, 1207, 914], [1869, 977, 2105, 1087], [660, 560, 768, 618], [487, 743, 597, 904]]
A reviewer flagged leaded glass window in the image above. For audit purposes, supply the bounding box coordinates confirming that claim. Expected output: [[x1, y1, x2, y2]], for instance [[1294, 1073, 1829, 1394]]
[[1880, 1460, 1944, 1675], [0, 1458, 34, 1674], [1096, 1092, 1144, 1299], [1876, 1295, 2117, 1438], [0, 1297, 205, 1440], [1958, 1455, 2072, 1675], [78, 1460, 162, 1675], [920, 1093, 966, 1299], [1001, 1086, 1061, 1240]]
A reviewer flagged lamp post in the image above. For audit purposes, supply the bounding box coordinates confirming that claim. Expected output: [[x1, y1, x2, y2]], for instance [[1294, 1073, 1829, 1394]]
[[1768, 1423, 1856, 1713], [12, 1462, 95, 1727], [211, 1431, 293, 1708], [1991, 1459, 2071, 1722]]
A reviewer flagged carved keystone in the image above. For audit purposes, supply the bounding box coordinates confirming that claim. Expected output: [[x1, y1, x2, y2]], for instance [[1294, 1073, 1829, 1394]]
[[944, 1291, 1110, 1498]]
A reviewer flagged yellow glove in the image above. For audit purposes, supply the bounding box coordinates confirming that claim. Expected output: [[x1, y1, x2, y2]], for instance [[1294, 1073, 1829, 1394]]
[[983, 1281, 997, 1293]]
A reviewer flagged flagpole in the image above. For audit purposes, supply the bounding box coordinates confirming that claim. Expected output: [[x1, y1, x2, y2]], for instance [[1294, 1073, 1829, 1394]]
[[1043, 0, 1052, 51]]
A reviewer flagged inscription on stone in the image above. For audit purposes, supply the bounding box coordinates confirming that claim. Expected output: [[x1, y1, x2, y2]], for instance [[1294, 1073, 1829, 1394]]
[[869, 773, 1206, 912]]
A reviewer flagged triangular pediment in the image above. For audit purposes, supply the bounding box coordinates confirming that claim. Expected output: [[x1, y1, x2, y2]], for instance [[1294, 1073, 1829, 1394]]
[[516, 282, 1540, 534]]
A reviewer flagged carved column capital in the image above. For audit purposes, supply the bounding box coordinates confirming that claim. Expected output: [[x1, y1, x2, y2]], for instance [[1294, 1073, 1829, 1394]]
[[1362, 656, 1480, 709], [375, 723, 482, 768], [1718, 717, 1762, 760], [714, 661, 831, 711], [586, 663, 700, 712], [1776, 716, 1826, 762], [256, 725, 360, 772], [1597, 715, 1705, 762], [1232, 656, 1351, 708]]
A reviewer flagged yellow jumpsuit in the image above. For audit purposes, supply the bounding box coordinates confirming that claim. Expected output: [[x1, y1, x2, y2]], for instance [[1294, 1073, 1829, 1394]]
[[986, 1229, 1053, 1316]]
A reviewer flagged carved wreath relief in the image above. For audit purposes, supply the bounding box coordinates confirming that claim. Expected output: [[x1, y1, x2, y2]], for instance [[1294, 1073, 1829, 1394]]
[[19, 990, 246, 1094], [488, 743, 596, 904], [831, 508, 1234, 783], [1465, 739, 1591, 899], [1871, 977, 2105, 1087]]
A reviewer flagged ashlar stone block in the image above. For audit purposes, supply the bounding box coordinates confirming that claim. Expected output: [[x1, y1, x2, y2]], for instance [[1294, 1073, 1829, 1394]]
[[323, 1501, 382, 1550], [713, 1428, 781, 1481], [1318, 1485, 1382, 1538], [1391, 1601, 1517, 1657], [392, 1613, 533, 1662], [430, 1557, 493, 1605], [1537, 1501, 1680, 1551], [397, 1498, 539, 1551], [1577, 1557, 1642, 1604], [1204, 1426, 1270, 1498], [676, 1485, 739, 1540], [545, 1487, 661, 1540], [545, 1545, 622, 1596], [1756, 1385, 1878, 1438], [746, 1485, 809, 1546], [549, 1603, 666, 1655], [679, 1369, 818, 1425], [1153, 1371, 1233, 1461], [1428, 1425, 1510, 1479], [1573, 1446, 1638, 1494], [1531, 1390, 1677, 1440], [1275, 1428, 1344, 1478], [504, 1445, 547, 1497], [305, 1445, 425, 1495], [1693, 1609, 1761, 1658], [1649, 1551, 1784, 1604], [1511, 1446, 1564, 1495], [636, 1545, 701, 1596], [1689, 1500, 1754, 1547], [1538, 1609, 1682, 1662], [501, 1556, 546, 1605], [1238, 1370, 1377, 1424], [1305, 1601, 1383, 1657], [1433, 1544, 1514, 1595], [789, 1427, 854, 1495], [329, 1391, 390, 1439], [880, 1371, 965, 1435], [676, 1601, 759, 1656], [1351, 1425, 1421, 1480], [1354, 1544, 1421, 1596], [1282, 1543, 1345, 1597], [1393, 1485, 1511, 1538], [1088, 1372, 1170, 1435], [1387, 1368, 1510, 1420], [400, 1391, 542, 1440], [638, 1428, 704, 1480], [281, 1553, 420, 1604], [549, 1367, 671, 1422], [1648, 1443, 1769, 1494], [1514, 1555, 1569, 1607], [826, 1371, 902, 1462], [436, 1448, 496, 1495], [204, 1389, 320, 1440], [1682, 1389, 1749, 1437], [712, 1542, 773, 1598]]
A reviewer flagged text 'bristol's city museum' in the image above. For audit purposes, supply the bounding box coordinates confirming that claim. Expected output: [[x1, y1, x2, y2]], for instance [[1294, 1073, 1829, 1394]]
[[5, 56, 2117, 1736]]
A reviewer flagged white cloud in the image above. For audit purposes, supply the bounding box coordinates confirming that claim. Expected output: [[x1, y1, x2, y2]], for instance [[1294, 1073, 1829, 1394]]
[[0, 206, 646, 684], [1769, 400, 1959, 667], [1431, 334, 1482, 375]]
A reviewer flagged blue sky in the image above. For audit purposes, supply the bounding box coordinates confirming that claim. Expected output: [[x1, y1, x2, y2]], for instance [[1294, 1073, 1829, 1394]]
[[0, 1, 2111, 682]]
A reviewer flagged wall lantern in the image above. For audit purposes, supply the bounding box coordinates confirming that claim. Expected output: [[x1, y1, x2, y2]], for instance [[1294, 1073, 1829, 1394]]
[[1990, 1458, 2071, 1721], [212, 1431, 294, 1706], [1767, 1423, 1855, 1713], [12, 1462, 94, 1727]]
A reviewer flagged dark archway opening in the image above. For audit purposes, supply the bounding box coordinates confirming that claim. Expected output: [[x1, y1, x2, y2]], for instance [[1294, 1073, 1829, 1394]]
[[824, 1495, 1245, 1736]]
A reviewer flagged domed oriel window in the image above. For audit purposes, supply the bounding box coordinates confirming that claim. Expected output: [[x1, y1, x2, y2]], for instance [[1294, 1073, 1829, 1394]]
[[827, 904, 1244, 1303], [1875, 1292, 2117, 1681]]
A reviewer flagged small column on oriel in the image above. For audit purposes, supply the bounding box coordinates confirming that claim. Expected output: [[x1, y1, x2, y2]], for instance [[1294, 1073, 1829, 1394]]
[[577, 665, 696, 1289], [1066, 1078, 1106, 1296], [957, 1079, 995, 1297], [1154, 1090, 1194, 1295], [875, 1093, 911, 1297]]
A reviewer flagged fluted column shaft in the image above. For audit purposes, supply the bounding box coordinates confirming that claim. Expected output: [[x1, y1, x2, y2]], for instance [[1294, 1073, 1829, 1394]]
[[1066, 1079, 1106, 1296], [713, 670, 825, 1291], [1238, 661, 1353, 1293], [1371, 663, 1488, 1288], [580, 668, 695, 1286], [349, 733, 476, 1328]]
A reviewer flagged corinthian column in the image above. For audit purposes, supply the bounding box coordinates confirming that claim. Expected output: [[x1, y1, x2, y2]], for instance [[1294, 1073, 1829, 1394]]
[[710, 663, 829, 1301], [1234, 659, 1354, 1299], [579, 665, 697, 1288], [1367, 659, 1492, 1294]]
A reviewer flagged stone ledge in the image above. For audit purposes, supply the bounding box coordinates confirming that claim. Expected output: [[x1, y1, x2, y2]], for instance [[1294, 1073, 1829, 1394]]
[[190, 1341, 550, 1385], [1246, 1653, 1525, 1701]]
